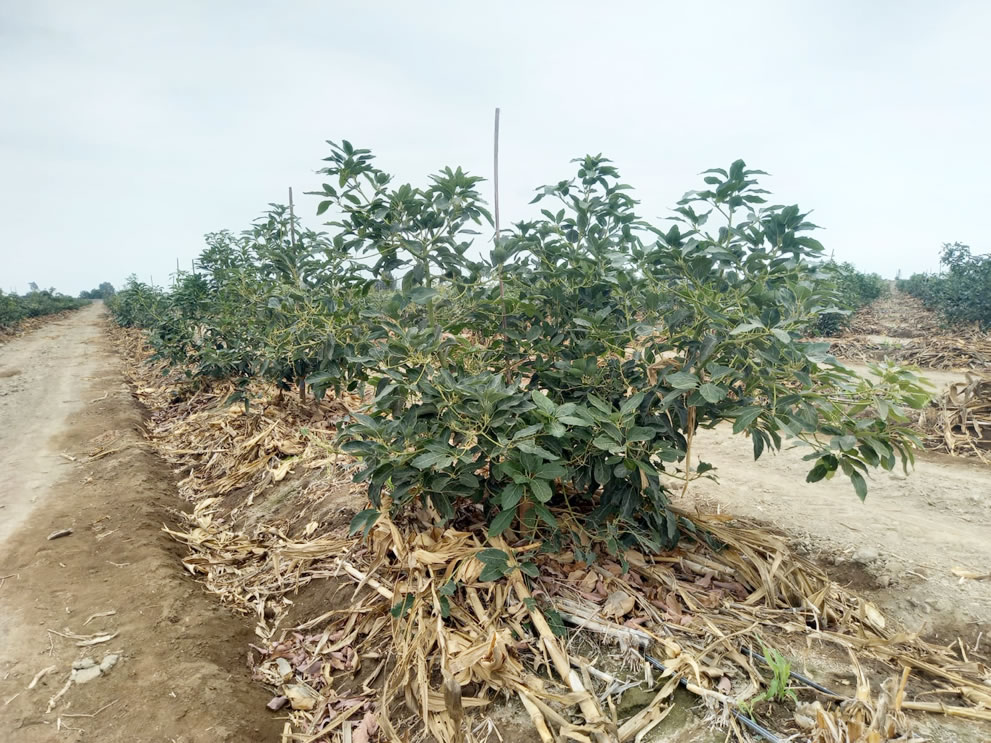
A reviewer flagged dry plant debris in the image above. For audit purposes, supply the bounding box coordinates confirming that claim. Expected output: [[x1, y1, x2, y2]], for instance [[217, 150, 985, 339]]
[[833, 291, 991, 371], [916, 374, 991, 462], [113, 326, 991, 742]]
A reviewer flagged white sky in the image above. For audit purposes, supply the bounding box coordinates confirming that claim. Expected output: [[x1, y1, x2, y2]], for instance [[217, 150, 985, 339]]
[[1, 1, 988, 295]]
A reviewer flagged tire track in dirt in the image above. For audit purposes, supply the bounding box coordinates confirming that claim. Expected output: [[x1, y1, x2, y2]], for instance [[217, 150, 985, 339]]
[[0, 304, 281, 742]]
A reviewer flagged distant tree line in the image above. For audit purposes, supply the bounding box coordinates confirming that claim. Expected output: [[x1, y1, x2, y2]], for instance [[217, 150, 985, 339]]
[[79, 282, 116, 299], [0, 285, 90, 329]]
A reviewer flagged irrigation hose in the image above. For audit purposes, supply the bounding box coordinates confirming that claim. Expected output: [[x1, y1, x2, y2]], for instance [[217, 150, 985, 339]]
[[642, 653, 784, 743], [739, 645, 843, 699]]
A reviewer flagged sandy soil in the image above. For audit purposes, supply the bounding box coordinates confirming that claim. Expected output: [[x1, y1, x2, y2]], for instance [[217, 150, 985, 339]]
[[0, 305, 281, 742], [676, 361, 991, 649]]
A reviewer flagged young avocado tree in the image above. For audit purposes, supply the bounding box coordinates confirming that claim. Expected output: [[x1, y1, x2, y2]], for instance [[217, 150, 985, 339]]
[[109, 143, 927, 555], [326, 149, 928, 554]]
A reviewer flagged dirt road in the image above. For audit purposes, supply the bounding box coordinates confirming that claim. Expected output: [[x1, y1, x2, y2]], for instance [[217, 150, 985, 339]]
[[678, 369, 991, 647], [0, 305, 281, 742]]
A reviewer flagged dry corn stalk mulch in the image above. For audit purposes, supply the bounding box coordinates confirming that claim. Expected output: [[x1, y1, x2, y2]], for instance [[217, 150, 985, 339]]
[[828, 334, 991, 372], [111, 327, 363, 528], [166, 500, 991, 742], [836, 291, 991, 371], [847, 292, 940, 339], [0, 308, 85, 342], [917, 374, 991, 463], [112, 326, 991, 742]]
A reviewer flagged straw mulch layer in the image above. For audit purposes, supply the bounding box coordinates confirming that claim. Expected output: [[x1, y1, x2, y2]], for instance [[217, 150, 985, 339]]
[[846, 292, 938, 339], [828, 334, 991, 372], [835, 291, 991, 371], [0, 307, 86, 342], [917, 374, 991, 463], [111, 326, 991, 742]]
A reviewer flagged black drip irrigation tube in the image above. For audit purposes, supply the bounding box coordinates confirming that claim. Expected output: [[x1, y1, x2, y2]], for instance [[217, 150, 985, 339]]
[[641, 649, 846, 742], [642, 653, 784, 743], [739, 646, 842, 699]]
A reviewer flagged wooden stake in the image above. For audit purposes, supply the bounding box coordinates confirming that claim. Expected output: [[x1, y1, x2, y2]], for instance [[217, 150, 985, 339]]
[[288, 187, 298, 249], [493, 107, 510, 379], [493, 108, 501, 239]]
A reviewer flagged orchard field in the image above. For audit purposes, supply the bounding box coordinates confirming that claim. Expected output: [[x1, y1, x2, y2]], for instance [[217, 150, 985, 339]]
[[1, 146, 989, 743]]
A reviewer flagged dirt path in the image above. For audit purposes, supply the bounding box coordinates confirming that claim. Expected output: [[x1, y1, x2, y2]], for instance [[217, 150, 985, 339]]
[[0, 305, 281, 742], [677, 361, 991, 650]]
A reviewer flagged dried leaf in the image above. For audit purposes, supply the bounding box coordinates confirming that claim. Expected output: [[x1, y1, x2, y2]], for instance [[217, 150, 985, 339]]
[[352, 711, 379, 743], [602, 590, 635, 619]]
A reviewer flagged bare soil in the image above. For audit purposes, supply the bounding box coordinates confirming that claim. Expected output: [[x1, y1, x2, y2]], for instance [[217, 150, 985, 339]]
[[679, 411, 991, 646], [0, 304, 282, 742]]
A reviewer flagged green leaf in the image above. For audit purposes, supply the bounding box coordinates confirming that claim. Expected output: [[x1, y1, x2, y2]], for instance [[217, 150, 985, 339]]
[[348, 508, 379, 538], [593, 458, 610, 486], [516, 441, 558, 460], [731, 406, 763, 433], [837, 434, 858, 451], [698, 383, 727, 403], [390, 593, 415, 619], [479, 564, 507, 582], [545, 608, 568, 637], [586, 394, 615, 415], [477, 548, 509, 567], [532, 502, 558, 528], [849, 470, 868, 501], [500, 483, 524, 509], [806, 461, 829, 483], [592, 435, 623, 453], [535, 462, 567, 479], [730, 321, 764, 335], [531, 390, 557, 415], [626, 426, 656, 442], [439, 580, 457, 596], [529, 478, 553, 503], [620, 391, 645, 415], [667, 371, 699, 390], [518, 562, 539, 578], [412, 451, 452, 470], [409, 286, 438, 305], [488, 508, 516, 537], [770, 328, 791, 343]]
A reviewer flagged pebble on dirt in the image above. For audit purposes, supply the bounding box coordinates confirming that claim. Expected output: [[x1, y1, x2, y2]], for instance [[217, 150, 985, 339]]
[[70, 653, 120, 684], [46, 528, 73, 540], [851, 546, 880, 564]]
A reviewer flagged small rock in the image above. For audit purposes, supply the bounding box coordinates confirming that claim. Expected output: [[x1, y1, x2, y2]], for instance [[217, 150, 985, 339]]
[[877, 575, 892, 588], [69, 653, 119, 684], [930, 597, 955, 614], [266, 695, 289, 711], [72, 665, 103, 684], [851, 546, 880, 564], [47, 528, 73, 540], [99, 654, 120, 673]]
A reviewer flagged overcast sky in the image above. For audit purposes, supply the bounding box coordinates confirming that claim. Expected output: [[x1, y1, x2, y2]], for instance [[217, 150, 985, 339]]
[[1, 1, 988, 295]]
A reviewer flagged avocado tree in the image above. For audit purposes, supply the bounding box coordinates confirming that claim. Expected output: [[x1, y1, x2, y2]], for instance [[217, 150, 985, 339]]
[[330, 151, 927, 553], [109, 144, 927, 554]]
